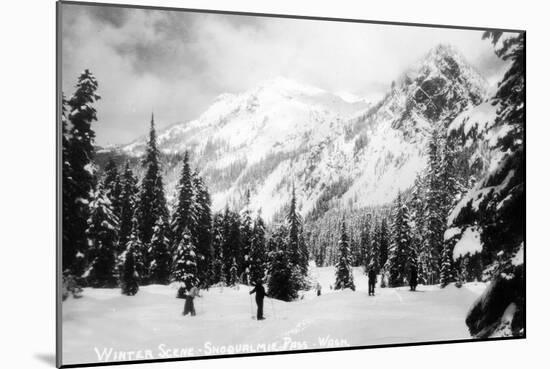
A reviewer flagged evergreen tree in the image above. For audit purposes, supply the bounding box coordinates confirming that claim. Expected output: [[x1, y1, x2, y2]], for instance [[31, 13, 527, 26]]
[[64, 70, 101, 276], [103, 158, 122, 216], [379, 217, 390, 269], [359, 215, 372, 270], [148, 218, 172, 284], [249, 212, 267, 284], [334, 219, 355, 290], [267, 225, 301, 301], [210, 213, 225, 285], [136, 114, 169, 245], [221, 207, 241, 282], [408, 238, 419, 287], [370, 217, 382, 272], [452, 32, 525, 337], [240, 189, 253, 282], [386, 193, 412, 287], [117, 162, 138, 251], [122, 218, 146, 285], [287, 185, 307, 276], [85, 183, 119, 287], [439, 240, 454, 287], [120, 242, 139, 296], [171, 229, 198, 290], [423, 126, 445, 284], [228, 258, 239, 286], [192, 173, 213, 286], [171, 151, 196, 245], [409, 174, 428, 283]]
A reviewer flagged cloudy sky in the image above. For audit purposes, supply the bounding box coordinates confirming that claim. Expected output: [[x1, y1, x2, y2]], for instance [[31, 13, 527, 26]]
[[61, 3, 508, 146]]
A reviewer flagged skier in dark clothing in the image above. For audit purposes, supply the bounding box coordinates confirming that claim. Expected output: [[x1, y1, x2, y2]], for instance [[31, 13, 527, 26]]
[[249, 280, 266, 320], [180, 286, 200, 316], [409, 268, 418, 291], [368, 269, 377, 296]]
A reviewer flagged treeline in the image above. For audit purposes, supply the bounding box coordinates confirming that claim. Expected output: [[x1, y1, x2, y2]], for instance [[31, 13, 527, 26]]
[[61, 71, 309, 301]]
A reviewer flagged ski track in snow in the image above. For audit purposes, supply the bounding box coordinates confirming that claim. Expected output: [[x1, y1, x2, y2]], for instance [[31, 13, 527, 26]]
[[62, 267, 484, 365]]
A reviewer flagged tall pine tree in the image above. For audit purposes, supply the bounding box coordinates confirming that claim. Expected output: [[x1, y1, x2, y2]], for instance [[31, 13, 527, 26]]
[[171, 229, 198, 290], [386, 193, 411, 287], [136, 114, 169, 283], [267, 225, 301, 301], [137, 114, 169, 245], [117, 161, 138, 251], [423, 126, 445, 284], [148, 218, 172, 284], [334, 219, 355, 290], [249, 212, 267, 284], [103, 158, 122, 216], [192, 173, 213, 286], [240, 189, 253, 283], [64, 70, 101, 276], [85, 183, 119, 287], [287, 184, 308, 276], [171, 151, 195, 245], [451, 32, 525, 337]]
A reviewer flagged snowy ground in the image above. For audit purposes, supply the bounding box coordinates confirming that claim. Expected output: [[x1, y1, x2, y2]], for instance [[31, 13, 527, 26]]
[[62, 267, 486, 365]]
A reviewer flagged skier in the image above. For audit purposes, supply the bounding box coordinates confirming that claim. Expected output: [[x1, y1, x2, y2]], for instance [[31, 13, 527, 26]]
[[183, 286, 201, 316], [409, 268, 418, 292], [249, 280, 266, 320], [316, 282, 322, 296], [368, 268, 377, 296]]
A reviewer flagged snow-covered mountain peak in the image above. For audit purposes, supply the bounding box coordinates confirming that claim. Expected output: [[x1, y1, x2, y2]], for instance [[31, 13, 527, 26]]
[[111, 45, 495, 221], [254, 76, 326, 96]]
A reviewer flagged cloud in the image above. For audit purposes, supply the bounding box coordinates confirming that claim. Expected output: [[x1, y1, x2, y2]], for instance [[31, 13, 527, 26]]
[[61, 3, 509, 146]]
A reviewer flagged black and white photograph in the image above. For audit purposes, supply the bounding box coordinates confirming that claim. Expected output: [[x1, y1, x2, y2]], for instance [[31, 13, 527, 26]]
[[57, 1, 525, 367]]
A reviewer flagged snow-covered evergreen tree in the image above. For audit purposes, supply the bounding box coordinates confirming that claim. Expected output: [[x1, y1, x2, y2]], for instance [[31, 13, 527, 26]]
[[228, 258, 239, 286], [359, 215, 372, 270], [85, 183, 119, 287], [221, 207, 241, 282], [136, 114, 169, 246], [171, 151, 196, 244], [239, 189, 253, 282], [379, 217, 390, 270], [249, 212, 267, 284], [64, 70, 101, 276], [423, 126, 446, 284], [386, 193, 411, 287], [210, 213, 225, 285], [171, 229, 198, 290], [370, 217, 382, 273], [192, 173, 213, 286], [103, 158, 122, 216], [451, 31, 525, 337], [148, 218, 172, 285], [287, 184, 308, 276], [334, 219, 355, 290], [439, 240, 454, 287], [120, 218, 146, 285], [267, 225, 301, 301], [117, 161, 138, 251], [409, 174, 428, 283]]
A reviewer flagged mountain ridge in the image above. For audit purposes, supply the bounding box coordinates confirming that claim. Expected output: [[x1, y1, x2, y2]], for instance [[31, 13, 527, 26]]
[[104, 43, 491, 222]]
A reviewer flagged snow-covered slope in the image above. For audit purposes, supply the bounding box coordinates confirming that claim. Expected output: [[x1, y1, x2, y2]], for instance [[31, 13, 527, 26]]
[[113, 44, 490, 221], [62, 266, 485, 365]]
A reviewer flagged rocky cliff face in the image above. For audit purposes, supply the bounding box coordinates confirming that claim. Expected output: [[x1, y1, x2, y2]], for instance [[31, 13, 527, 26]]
[[106, 44, 490, 221]]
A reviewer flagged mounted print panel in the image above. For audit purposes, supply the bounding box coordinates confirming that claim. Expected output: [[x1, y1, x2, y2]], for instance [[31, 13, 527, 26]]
[[57, 1, 526, 367]]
